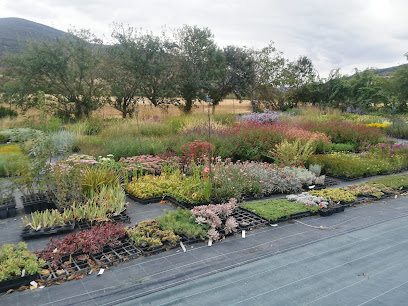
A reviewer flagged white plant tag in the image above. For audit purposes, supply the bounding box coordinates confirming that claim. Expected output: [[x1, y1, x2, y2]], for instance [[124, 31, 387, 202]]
[[242, 230, 246, 238], [97, 268, 105, 276], [180, 242, 186, 252], [208, 239, 213, 247], [21, 269, 26, 277], [309, 185, 315, 189], [30, 281, 38, 288]]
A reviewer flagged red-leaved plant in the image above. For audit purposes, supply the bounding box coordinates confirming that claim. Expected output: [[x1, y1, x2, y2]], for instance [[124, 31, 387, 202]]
[[180, 140, 215, 164], [35, 223, 126, 269]]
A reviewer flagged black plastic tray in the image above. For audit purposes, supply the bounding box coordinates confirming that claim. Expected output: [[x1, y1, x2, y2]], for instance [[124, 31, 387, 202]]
[[0, 273, 39, 292], [21, 222, 75, 239]]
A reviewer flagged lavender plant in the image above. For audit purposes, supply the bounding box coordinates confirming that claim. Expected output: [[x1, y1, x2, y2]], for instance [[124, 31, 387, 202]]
[[238, 110, 282, 124]]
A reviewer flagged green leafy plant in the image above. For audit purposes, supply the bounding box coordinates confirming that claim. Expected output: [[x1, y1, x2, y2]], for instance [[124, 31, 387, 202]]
[[267, 138, 316, 166], [156, 208, 209, 239], [0, 242, 45, 281], [309, 188, 356, 202], [126, 220, 179, 250], [367, 174, 408, 190], [81, 165, 120, 196], [344, 183, 384, 199], [22, 209, 71, 230], [241, 199, 319, 221]]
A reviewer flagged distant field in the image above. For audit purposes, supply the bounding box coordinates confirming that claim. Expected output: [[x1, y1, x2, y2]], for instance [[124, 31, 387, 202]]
[[2, 98, 252, 120], [93, 99, 253, 119]]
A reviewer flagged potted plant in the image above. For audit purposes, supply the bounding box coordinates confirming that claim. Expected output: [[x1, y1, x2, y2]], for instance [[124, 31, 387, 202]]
[[0, 179, 16, 218], [21, 209, 76, 239], [156, 208, 209, 244], [0, 242, 45, 292], [126, 220, 179, 254]]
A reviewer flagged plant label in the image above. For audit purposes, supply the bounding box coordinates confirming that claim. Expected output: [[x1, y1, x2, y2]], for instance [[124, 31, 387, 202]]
[[242, 230, 246, 238], [21, 269, 26, 277], [97, 268, 105, 276], [208, 239, 213, 247], [180, 242, 186, 252], [30, 281, 38, 288]]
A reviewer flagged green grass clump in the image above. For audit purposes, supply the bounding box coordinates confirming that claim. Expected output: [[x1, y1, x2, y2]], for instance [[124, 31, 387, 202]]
[[367, 174, 408, 190], [0, 153, 25, 176], [241, 199, 318, 221], [105, 136, 168, 159], [330, 143, 355, 152], [156, 208, 209, 239]]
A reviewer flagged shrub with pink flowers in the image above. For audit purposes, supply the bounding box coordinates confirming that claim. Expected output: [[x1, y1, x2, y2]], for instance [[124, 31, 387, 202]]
[[120, 153, 182, 175], [191, 198, 238, 240]]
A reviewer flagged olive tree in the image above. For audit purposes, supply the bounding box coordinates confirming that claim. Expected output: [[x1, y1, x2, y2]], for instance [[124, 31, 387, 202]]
[[3, 30, 107, 119]]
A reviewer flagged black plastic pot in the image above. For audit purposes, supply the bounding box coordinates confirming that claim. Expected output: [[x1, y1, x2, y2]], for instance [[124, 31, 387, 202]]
[[165, 196, 210, 209], [138, 245, 167, 256], [0, 207, 7, 219], [269, 215, 290, 224], [76, 211, 131, 230], [290, 211, 312, 219], [339, 200, 356, 207], [126, 193, 165, 204], [21, 192, 54, 214], [0, 197, 17, 219], [180, 234, 204, 245], [0, 273, 39, 292], [20, 221, 75, 240]]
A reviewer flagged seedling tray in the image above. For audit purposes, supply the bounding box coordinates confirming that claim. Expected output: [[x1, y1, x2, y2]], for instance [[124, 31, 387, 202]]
[[91, 240, 141, 267], [40, 255, 92, 285], [21, 222, 76, 239], [232, 207, 269, 230], [125, 193, 165, 204], [179, 234, 204, 245], [76, 211, 131, 230]]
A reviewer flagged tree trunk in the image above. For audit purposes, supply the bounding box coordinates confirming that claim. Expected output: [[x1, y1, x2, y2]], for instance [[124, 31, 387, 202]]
[[183, 98, 193, 113]]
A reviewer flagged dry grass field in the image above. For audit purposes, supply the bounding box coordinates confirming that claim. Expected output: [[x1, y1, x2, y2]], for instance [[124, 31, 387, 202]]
[[93, 99, 252, 119]]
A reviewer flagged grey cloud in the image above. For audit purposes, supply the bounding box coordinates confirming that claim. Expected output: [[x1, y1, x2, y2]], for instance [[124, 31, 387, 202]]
[[1, 0, 407, 76]]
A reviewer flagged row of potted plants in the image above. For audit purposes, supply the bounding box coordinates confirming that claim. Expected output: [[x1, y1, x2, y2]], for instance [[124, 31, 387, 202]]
[[20, 186, 127, 239], [3, 173, 408, 292], [307, 143, 408, 179], [242, 173, 408, 221], [125, 160, 328, 205]]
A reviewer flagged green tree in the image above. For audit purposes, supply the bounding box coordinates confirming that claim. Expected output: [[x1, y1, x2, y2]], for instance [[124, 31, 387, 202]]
[[174, 25, 222, 113], [2, 29, 106, 119], [285, 56, 316, 106], [348, 68, 388, 113], [250, 42, 287, 111], [107, 26, 177, 117], [207, 46, 255, 112], [390, 55, 408, 112]]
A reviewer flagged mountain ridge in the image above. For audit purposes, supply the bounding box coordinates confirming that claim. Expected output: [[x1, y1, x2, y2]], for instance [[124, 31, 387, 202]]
[[0, 17, 68, 55]]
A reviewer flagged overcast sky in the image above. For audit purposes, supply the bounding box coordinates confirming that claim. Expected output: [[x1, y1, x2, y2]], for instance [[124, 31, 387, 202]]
[[1, 0, 407, 77]]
